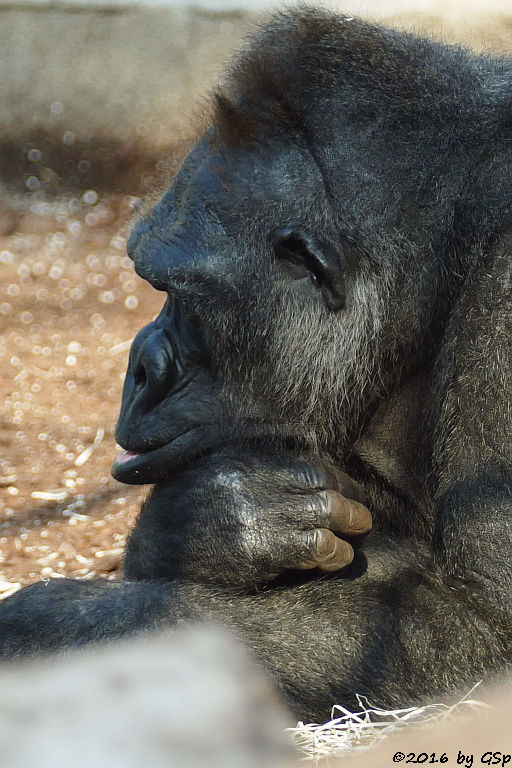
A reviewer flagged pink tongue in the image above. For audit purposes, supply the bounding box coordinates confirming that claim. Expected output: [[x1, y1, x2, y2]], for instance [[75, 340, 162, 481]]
[[116, 451, 140, 465]]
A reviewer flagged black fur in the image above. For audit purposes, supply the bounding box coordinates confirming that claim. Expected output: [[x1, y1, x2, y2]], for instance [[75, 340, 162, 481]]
[[1, 8, 511, 721]]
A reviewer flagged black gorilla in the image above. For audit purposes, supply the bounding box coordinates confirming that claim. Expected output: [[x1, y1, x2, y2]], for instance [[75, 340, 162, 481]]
[[1, 8, 511, 720]]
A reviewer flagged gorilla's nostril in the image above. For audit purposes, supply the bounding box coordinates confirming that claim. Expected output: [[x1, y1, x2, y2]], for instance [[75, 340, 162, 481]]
[[134, 364, 148, 389], [120, 298, 208, 427]]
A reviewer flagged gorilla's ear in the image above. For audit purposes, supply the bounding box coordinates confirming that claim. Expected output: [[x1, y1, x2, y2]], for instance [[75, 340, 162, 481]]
[[272, 227, 346, 310]]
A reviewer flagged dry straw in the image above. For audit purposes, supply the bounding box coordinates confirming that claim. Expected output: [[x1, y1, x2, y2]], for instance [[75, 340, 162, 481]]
[[288, 684, 486, 761]]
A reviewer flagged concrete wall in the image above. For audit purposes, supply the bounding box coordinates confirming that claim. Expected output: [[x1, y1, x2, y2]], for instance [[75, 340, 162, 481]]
[[0, 4, 257, 149], [0, 4, 260, 192], [1, 0, 511, 192]]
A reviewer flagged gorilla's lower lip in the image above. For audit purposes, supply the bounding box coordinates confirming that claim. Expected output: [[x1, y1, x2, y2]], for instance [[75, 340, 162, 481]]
[[111, 422, 300, 485], [111, 425, 238, 485], [115, 451, 142, 465]]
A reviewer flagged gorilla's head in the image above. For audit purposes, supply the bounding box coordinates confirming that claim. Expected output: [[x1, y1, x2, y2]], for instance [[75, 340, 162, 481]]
[[112, 9, 501, 484]]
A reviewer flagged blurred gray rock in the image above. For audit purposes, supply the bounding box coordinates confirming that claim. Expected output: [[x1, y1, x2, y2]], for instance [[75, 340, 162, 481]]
[[0, 624, 294, 768]]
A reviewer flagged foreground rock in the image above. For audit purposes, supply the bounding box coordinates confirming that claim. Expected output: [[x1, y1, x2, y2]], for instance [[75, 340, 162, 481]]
[[0, 624, 293, 768]]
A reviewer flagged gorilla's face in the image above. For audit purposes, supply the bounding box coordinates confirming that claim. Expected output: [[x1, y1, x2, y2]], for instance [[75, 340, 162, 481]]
[[112, 129, 400, 484]]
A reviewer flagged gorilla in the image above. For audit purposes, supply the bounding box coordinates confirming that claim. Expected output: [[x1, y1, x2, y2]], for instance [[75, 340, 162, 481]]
[[1, 8, 511, 721]]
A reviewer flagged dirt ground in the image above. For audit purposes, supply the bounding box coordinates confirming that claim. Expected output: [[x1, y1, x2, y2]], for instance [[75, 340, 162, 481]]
[[0, 190, 165, 598]]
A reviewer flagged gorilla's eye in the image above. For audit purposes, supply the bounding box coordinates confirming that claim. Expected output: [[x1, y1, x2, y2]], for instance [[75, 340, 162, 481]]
[[272, 227, 346, 311]]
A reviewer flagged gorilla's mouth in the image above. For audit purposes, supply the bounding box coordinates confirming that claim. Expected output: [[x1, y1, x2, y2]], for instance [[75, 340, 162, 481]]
[[111, 425, 228, 484], [112, 420, 304, 485]]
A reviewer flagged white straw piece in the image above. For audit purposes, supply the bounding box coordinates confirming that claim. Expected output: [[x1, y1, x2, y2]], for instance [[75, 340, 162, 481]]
[[31, 489, 69, 502], [74, 427, 105, 467]]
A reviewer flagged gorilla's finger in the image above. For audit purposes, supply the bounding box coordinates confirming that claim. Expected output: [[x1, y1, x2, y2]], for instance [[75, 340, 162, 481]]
[[287, 461, 367, 508], [285, 460, 341, 492], [316, 491, 372, 536], [298, 528, 354, 571], [334, 470, 367, 505]]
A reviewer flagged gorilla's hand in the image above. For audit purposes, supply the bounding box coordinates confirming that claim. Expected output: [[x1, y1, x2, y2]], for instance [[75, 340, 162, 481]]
[[123, 451, 372, 588]]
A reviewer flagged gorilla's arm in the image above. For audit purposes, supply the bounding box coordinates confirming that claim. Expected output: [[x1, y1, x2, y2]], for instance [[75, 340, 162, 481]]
[[228, 539, 509, 718], [0, 580, 176, 655], [0, 538, 507, 722], [1, 441, 509, 720], [123, 450, 372, 588], [119, 449, 510, 717], [432, 243, 512, 612]]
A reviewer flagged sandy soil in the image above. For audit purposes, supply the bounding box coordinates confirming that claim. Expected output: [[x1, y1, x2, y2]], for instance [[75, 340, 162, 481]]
[[0, 191, 164, 598]]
